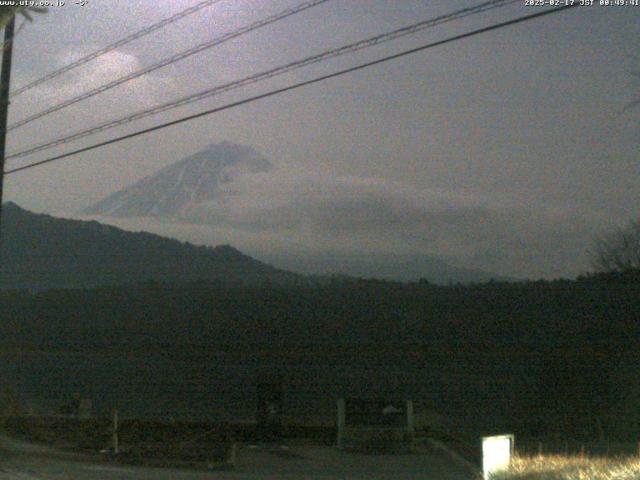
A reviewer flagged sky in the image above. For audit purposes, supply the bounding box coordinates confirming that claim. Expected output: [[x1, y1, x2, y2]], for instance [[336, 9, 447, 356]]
[[2, 0, 639, 279]]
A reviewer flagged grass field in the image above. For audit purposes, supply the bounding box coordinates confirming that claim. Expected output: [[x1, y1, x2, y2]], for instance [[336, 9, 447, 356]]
[[2, 416, 234, 468], [494, 454, 640, 480]]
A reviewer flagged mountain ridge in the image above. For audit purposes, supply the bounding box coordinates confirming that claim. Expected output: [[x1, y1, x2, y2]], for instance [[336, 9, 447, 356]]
[[0, 202, 294, 290]]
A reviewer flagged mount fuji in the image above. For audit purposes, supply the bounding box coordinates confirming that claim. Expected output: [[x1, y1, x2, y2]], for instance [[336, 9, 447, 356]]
[[83, 142, 271, 217]]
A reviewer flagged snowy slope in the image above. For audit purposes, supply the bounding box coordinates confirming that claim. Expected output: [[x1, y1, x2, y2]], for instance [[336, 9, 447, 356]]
[[83, 142, 272, 217]]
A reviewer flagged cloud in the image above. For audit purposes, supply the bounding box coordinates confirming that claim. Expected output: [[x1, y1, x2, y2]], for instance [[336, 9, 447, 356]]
[[168, 168, 598, 278], [186, 171, 483, 232], [11, 47, 177, 126]]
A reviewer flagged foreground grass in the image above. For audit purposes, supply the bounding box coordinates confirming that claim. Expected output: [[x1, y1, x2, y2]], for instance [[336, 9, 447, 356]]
[[2, 416, 234, 468], [493, 455, 640, 480]]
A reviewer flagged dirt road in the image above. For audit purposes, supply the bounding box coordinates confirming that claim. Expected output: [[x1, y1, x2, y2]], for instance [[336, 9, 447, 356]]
[[0, 435, 476, 479]]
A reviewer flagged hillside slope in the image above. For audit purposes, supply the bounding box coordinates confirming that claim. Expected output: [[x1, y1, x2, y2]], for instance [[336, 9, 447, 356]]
[[0, 202, 294, 290]]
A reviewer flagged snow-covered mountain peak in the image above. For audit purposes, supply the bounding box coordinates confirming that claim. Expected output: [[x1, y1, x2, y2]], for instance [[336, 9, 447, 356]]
[[83, 142, 272, 217]]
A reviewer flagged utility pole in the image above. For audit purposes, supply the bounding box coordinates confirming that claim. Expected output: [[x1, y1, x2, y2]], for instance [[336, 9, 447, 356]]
[[0, 15, 15, 249]]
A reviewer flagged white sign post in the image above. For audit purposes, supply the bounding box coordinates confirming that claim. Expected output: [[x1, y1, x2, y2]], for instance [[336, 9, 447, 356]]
[[482, 434, 514, 479]]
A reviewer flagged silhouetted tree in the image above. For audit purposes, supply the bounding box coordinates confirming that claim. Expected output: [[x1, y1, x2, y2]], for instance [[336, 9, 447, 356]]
[[0, 6, 46, 29], [590, 219, 640, 273]]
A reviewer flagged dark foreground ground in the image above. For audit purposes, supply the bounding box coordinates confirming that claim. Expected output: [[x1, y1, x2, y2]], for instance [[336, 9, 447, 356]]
[[0, 433, 474, 480]]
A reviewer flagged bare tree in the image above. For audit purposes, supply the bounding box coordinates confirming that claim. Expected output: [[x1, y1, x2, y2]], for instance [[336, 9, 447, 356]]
[[0, 6, 46, 30], [590, 219, 640, 273]]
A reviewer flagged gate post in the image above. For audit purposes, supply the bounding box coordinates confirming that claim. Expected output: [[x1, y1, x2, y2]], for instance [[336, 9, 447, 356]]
[[406, 400, 415, 437], [337, 398, 346, 448]]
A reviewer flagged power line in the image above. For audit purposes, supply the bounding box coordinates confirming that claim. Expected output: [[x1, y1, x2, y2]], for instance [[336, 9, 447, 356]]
[[4, 4, 579, 176], [7, 0, 518, 161], [6, 0, 332, 132], [10, 0, 226, 98]]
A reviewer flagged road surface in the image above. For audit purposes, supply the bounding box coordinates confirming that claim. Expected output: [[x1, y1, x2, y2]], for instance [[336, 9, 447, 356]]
[[0, 435, 476, 479]]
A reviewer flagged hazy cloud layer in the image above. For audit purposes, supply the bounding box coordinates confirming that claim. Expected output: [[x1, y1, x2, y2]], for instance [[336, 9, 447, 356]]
[[96, 168, 599, 278], [12, 46, 176, 124]]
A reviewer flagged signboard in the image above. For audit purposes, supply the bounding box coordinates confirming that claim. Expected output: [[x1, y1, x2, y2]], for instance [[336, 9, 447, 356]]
[[482, 434, 514, 479], [344, 398, 406, 426]]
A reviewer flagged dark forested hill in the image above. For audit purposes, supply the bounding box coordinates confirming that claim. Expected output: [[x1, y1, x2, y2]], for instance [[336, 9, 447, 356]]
[[0, 202, 296, 290], [2, 201, 639, 442], [0, 273, 638, 440]]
